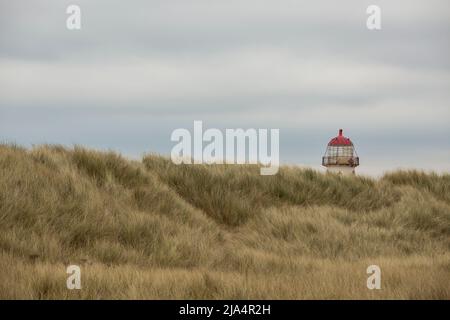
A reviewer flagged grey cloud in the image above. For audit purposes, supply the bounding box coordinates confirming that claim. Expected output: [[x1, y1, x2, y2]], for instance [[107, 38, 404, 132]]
[[0, 0, 449, 175]]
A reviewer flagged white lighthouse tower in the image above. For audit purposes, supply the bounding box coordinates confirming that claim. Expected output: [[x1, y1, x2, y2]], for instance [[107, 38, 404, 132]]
[[322, 129, 359, 175]]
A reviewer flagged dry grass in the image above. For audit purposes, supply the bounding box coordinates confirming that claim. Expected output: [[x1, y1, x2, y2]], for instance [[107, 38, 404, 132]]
[[0, 144, 449, 299]]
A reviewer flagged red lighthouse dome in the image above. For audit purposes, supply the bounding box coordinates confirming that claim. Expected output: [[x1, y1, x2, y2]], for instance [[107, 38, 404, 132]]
[[322, 129, 359, 174], [328, 129, 353, 146]]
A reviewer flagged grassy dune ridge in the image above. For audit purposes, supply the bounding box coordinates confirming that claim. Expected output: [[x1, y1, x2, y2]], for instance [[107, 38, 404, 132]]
[[0, 144, 449, 299]]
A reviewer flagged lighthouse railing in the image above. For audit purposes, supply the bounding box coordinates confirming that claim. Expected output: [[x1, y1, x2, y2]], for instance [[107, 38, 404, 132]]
[[322, 156, 359, 167]]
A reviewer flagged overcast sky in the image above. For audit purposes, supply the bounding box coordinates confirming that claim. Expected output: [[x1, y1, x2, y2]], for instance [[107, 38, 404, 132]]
[[0, 0, 449, 175]]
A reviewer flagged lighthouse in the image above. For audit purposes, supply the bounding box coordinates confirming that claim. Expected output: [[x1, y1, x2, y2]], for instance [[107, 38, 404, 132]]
[[322, 129, 359, 175]]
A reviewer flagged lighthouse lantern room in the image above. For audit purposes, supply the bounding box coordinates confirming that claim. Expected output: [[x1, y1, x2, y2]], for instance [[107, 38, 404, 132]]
[[322, 129, 359, 175]]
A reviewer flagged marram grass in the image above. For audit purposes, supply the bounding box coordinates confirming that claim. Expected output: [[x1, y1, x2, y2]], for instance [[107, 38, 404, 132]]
[[0, 144, 449, 299]]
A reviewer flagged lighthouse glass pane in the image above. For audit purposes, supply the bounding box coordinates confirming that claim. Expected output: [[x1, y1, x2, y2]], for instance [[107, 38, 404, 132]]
[[326, 146, 353, 157], [341, 146, 353, 157], [328, 146, 338, 156]]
